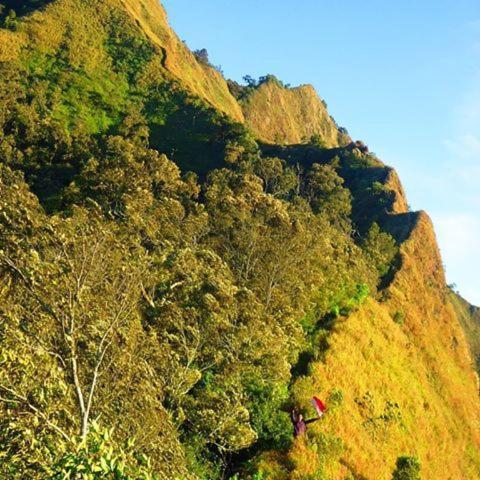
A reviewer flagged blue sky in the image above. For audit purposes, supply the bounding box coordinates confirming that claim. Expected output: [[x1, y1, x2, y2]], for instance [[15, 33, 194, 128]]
[[162, 0, 480, 305]]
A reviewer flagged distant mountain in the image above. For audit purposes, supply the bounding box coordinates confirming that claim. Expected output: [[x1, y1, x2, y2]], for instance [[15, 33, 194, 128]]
[[450, 291, 480, 374]]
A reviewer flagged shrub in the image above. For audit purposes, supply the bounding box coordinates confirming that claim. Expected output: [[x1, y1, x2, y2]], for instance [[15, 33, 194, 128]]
[[309, 134, 327, 149], [49, 423, 158, 479], [392, 456, 421, 480], [393, 310, 405, 325], [361, 222, 398, 279], [194, 48, 210, 65]]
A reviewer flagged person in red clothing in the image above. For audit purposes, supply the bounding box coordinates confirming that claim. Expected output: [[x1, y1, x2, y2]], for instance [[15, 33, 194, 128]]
[[291, 397, 327, 437], [290, 408, 321, 437]]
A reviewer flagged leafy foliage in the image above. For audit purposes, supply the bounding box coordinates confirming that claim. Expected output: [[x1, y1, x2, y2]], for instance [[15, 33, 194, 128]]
[[392, 456, 421, 480], [49, 423, 158, 480], [0, 1, 447, 479], [361, 222, 398, 280]]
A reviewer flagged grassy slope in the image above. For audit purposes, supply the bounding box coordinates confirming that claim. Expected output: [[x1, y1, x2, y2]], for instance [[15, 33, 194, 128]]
[[0, 0, 346, 152], [249, 129, 480, 478], [0, 0, 243, 121], [239, 81, 346, 146], [450, 292, 480, 374], [2, 1, 480, 478], [258, 192, 480, 479], [119, 0, 244, 121], [0, 0, 259, 195], [328, 211, 480, 479]]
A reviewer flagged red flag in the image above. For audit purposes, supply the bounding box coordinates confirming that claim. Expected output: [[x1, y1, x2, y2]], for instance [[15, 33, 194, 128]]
[[311, 396, 327, 417]]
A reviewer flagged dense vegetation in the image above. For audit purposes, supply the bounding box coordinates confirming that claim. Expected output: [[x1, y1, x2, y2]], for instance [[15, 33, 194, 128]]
[[1, 1, 479, 479], [0, 86, 398, 479]]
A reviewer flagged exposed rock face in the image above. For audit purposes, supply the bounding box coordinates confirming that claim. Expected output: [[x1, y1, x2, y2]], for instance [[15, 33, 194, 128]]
[[239, 80, 347, 146]]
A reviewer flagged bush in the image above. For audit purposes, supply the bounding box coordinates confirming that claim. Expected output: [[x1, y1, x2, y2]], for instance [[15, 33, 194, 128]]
[[49, 423, 158, 480], [194, 48, 210, 65], [361, 222, 398, 279], [393, 310, 405, 325], [309, 134, 327, 149], [392, 456, 421, 480]]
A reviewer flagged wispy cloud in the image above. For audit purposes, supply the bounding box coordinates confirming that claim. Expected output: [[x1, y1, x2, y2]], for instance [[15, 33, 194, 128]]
[[434, 45, 480, 304], [444, 133, 480, 160], [435, 212, 480, 305]]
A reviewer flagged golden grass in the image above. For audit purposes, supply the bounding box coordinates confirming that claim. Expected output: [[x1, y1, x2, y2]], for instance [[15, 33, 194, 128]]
[[118, 0, 244, 121], [264, 211, 480, 479], [240, 82, 342, 147]]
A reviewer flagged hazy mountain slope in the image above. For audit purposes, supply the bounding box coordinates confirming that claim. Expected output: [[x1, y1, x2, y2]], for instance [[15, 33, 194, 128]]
[[450, 292, 480, 375], [237, 79, 347, 146]]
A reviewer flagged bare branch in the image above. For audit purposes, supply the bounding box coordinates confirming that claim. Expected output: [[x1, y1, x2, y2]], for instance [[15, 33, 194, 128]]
[[0, 384, 71, 443]]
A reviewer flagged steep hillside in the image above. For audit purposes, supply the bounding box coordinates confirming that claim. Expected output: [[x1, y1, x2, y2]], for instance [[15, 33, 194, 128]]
[[118, 0, 244, 121], [237, 78, 348, 146], [0, 0, 257, 203], [450, 292, 480, 374], [0, 0, 242, 121], [253, 145, 480, 480], [0, 1, 479, 480]]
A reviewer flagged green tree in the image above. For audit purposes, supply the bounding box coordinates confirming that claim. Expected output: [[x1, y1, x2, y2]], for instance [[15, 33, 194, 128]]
[[392, 456, 421, 480], [3, 8, 16, 29], [251, 156, 298, 198], [309, 133, 327, 148], [361, 222, 398, 279], [303, 163, 352, 224], [49, 423, 158, 480], [0, 165, 190, 478]]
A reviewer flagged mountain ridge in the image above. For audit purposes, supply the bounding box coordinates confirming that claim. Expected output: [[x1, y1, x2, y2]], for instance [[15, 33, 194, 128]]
[[0, 1, 479, 478], [237, 79, 348, 147]]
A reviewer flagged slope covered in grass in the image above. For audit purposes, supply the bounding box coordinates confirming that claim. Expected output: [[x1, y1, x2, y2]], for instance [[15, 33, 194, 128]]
[[119, 0, 244, 121], [0, 1, 479, 479], [236, 78, 348, 146], [450, 292, 480, 374], [249, 162, 480, 480], [0, 0, 256, 205]]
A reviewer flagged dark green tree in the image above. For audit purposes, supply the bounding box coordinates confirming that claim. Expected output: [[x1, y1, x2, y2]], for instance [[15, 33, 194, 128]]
[[392, 456, 421, 480], [361, 222, 398, 279]]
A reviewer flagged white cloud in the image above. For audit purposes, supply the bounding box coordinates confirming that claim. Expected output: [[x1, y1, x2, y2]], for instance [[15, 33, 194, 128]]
[[444, 133, 480, 160]]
